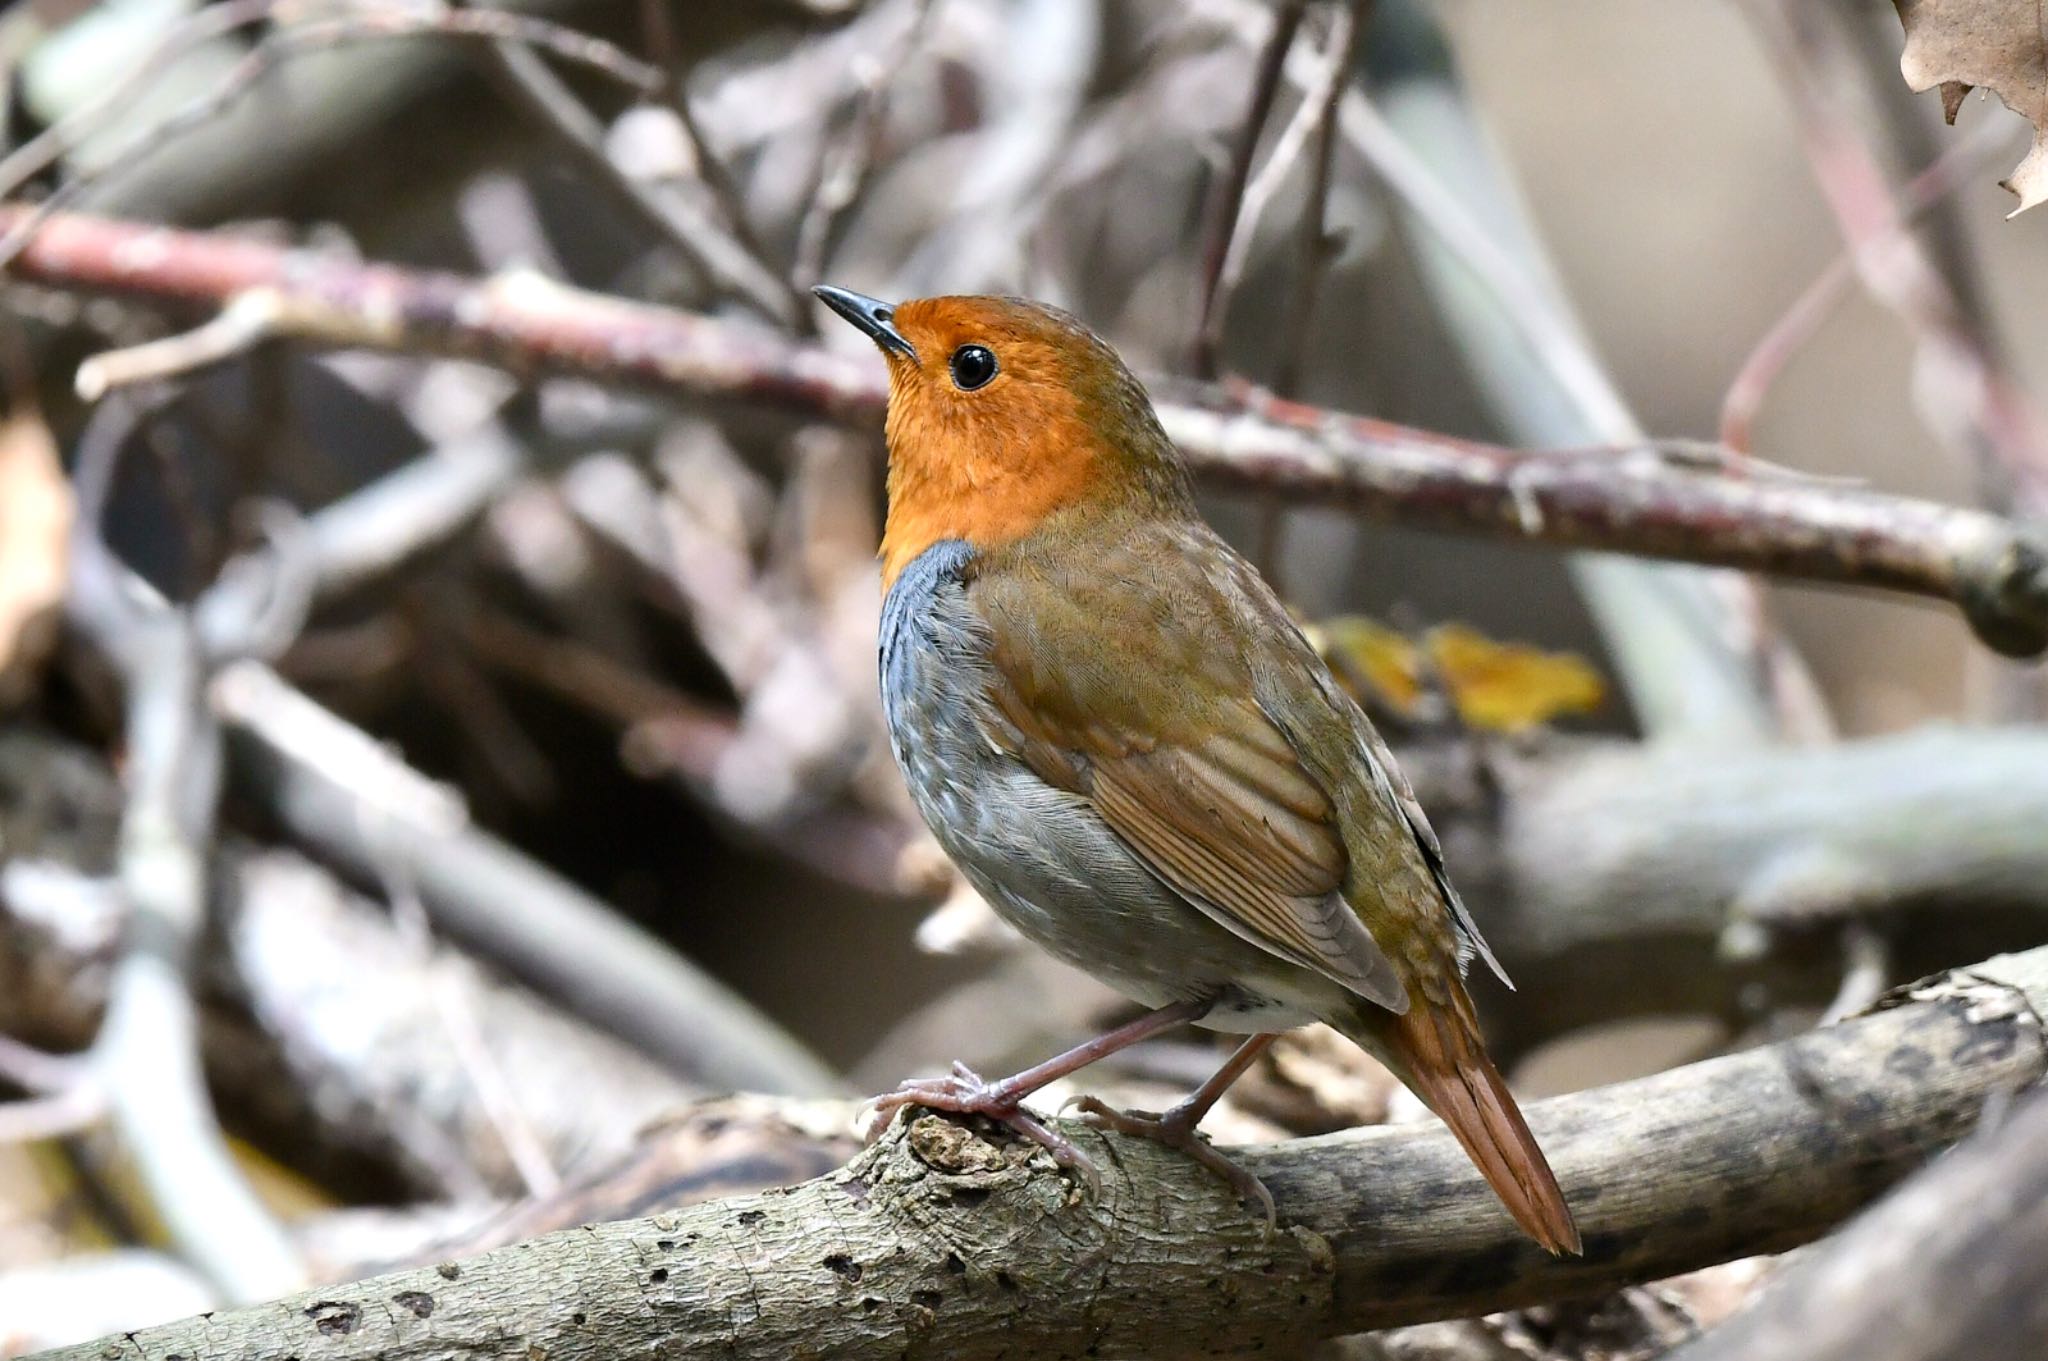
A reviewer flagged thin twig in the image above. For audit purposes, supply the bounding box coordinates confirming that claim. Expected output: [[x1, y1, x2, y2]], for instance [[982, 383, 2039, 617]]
[[791, 80, 884, 290], [1720, 118, 2018, 455], [1819, 924, 1890, 1027], [1742, 0, 2048, 514], [790, 0, 936, 292], [65, 395, 308, 1303], [1259, 0, 1366, 585], [462, 606, 725, 734], [0, 1031, 105, 1143], [0, 0, 281, 203], [297, 423, 525, 599], [75, 289, 283, 398], [0, 3, 664, 271], [0, 1032, 83, 1093], [1193, 0, 1306, 376], [1205, 6, 1350, 378], [475, 38, 799, 328], [1272, 0, 1364, 395], [653, 51, 812, 333], [0, 1085, 106, 1143], [386, 867, 562, 1198]]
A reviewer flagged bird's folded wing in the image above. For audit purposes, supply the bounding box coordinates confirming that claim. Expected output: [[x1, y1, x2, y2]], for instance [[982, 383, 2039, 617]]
[[1353, 712, 1511, 987], [983, 673, 1410, 1014]]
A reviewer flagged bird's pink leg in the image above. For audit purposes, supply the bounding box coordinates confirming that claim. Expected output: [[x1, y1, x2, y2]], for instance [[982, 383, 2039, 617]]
[[1067, 1033, 1281, 1226], [865, 999, 1210, 1181]]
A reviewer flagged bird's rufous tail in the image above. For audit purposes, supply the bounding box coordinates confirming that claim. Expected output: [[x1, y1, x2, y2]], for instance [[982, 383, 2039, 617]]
[[1351, 991, 1581, 1256]]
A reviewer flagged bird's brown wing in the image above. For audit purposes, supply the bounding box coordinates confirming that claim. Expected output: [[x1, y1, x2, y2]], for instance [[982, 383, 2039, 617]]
[[972, 559, 1409, 1013], [1351, 705, 1511, 987]]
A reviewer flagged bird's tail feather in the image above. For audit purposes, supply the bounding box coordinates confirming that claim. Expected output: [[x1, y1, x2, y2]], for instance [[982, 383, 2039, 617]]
[[1353, 993, 1581, 1256]]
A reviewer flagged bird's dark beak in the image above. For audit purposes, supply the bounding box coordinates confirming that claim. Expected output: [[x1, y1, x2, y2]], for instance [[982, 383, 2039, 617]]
[[812, 285, 917, 362]]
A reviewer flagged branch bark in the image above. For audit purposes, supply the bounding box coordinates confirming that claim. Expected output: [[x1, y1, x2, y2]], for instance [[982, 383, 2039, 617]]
[[35, 947, 2048, 1361], [4, 204, 2044, 656]]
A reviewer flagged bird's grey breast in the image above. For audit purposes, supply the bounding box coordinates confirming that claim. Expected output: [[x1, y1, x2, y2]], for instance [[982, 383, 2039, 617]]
[[879, 542, 1161, 971], [879, 540, 986, 790], [875, 540, 1328, 1027]]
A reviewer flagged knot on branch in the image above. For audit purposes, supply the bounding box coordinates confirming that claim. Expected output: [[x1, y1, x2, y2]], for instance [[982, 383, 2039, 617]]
[[1953, 524, 2048, 658], [904, 1112, 1036, 1177], [788, 1110, 1337, 1356]]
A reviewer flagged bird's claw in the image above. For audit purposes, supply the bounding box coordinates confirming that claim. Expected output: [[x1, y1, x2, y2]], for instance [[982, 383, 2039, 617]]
[[860, 1062, 1005, 1132], [862, 1064, 1103, 1192], [1066, 1095, 1277, 1234]]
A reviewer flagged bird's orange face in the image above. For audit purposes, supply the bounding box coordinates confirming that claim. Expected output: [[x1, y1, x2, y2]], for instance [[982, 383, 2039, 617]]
[[817, 291, 1183, 588]]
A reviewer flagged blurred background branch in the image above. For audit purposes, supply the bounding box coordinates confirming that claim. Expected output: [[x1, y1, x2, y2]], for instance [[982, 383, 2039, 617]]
[[4, 204, 2043, 653]]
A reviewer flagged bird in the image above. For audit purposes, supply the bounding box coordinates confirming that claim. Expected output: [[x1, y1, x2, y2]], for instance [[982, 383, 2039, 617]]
[[815, 284, 1580, 1256]]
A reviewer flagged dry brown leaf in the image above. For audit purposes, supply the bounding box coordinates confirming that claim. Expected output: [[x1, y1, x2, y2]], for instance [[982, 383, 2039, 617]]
[[1894, 0, 2048, 215], [0, 410, 71, 706]]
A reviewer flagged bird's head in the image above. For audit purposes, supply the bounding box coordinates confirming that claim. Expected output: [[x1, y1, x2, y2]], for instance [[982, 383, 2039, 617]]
[[815, 287, 1190, 588]]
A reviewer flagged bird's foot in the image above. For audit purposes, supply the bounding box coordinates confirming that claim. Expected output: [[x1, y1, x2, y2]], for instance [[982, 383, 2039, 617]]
[[863, 1062, 1102, 1191], [1064, 1095, 1277, 1233]]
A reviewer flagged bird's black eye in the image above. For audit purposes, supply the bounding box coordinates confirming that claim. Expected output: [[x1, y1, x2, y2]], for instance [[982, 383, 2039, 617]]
[[949, 344, 998, 391]]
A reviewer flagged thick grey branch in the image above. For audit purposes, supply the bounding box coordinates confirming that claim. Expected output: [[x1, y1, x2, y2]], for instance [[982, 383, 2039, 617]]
[[1504, 726, 2048, 954], [1668, 1079, 2048, 1361], [36, 948, 2048, 1361]]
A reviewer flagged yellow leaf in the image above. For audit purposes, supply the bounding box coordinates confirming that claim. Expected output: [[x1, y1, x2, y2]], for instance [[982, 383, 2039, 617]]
[[1425, 623, 1605, 732], [1310, 615, 1605, 732], [1307, 615, 1425, 716]]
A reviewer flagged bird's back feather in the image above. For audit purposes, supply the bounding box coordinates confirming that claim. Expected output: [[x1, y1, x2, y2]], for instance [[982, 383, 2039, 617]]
[[971, 513, 1413, 1013]]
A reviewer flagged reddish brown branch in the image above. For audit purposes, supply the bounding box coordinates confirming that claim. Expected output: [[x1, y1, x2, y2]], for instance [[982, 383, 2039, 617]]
[[7, 204, 2046, 655], [1158, 382, 2048, 657]]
